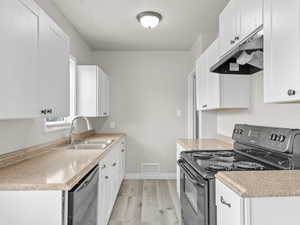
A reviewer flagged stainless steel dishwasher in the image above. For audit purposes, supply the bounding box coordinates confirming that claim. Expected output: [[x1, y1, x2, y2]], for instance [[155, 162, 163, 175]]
[[68, 166, 99, 225]]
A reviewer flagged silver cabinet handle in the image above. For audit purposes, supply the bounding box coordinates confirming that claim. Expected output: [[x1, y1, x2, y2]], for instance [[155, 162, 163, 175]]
[[287, 89, 296, 96], [41, 109, 47, 115], [105, 176, 109, 179], [112, 162, 117, 167], [220, 196, 231, 208], [202, 104, 207, 108]]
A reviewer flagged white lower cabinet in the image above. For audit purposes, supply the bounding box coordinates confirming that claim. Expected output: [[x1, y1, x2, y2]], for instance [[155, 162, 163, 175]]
[[216, 179, 300, 225], [0, 191, 65, 225], [176, 143, 184, 197], [98, 138, 127, 225]]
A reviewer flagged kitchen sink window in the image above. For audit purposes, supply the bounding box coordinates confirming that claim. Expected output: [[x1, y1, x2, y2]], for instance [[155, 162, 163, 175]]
[[44, 56, 77, 132]]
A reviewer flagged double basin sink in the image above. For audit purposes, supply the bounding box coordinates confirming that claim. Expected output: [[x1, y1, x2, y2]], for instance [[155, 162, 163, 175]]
[[57, 139, 114, 151]]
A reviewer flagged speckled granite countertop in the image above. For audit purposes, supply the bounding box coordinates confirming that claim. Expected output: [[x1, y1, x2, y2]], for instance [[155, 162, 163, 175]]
[[216, 170, 300, 198], [177, 138, 233, 151], [0, 133, 126, 191]]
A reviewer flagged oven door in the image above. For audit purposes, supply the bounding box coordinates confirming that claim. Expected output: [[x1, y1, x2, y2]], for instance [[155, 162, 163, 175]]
[[178, 159, 209, 225]]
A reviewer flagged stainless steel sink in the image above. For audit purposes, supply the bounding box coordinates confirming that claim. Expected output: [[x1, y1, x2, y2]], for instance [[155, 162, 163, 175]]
[[65, 143, 108, 150], [83, 139, 114, 145]]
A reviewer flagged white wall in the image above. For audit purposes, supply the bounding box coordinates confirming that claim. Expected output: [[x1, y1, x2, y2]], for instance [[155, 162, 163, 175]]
[[91, 51, 191, 174], [218, 72, 300, 136], [0, 0, 92, 155]]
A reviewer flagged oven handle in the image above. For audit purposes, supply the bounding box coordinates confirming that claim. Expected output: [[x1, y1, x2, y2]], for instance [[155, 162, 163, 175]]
[[177, 159, 205, 188]]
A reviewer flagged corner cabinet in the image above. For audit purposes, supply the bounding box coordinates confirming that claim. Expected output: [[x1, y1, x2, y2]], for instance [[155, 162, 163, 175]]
[[264, 0, 300, 103], [0, 0, 70, 119], [196, 38, 250, 111], [216, 179, 300, 225], [78, 65, 110, 117], [219, 0, 263, 57]]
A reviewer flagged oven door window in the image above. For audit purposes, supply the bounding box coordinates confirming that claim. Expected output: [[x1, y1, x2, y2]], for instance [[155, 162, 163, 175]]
[[184, 176, 199, 212]]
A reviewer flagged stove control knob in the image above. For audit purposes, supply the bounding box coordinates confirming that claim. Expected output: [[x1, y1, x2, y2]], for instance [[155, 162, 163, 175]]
[[270, 134, 278, 141], [278, 135, 286, 142]]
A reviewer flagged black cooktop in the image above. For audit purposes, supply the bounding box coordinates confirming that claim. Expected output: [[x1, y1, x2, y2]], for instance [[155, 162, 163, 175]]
[[181, 150, 278, 179]]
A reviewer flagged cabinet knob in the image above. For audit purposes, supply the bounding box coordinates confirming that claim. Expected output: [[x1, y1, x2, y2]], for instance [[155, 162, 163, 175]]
[[46, 109, 53, 114], [121, 149, 125, 152], [101, 164, 106, 169], [105, 176, 109, 179], [230, 40, 235, 44], [234, 36, 240, 41], [112, 162, 117, 167], [41, 109, 47, 115], [202, 104, 207, 108], [287, 89, 296, 96]]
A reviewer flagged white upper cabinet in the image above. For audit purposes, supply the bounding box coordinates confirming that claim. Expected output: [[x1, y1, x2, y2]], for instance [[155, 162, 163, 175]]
[[196, 38, 250, 111], [0, 0, 40, 119], [264, 0, 300, 103], [219, 0, 263, 57], [78, 65, 110, 117], [196, 52, 207, 111], [39, 11, 70, 118], [219, 0, 240, 57], [0, 0, 70, 119], [239, 0, 263, 41]]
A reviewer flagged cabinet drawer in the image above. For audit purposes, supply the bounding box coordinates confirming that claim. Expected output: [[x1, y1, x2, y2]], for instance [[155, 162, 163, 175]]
[[216, 179, 244, 225]]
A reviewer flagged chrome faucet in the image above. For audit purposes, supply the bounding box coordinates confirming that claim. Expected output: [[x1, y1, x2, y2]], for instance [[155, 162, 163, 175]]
[[69, 116, 92, 145]]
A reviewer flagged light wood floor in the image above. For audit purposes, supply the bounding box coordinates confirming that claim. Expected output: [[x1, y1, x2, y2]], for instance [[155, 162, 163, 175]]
[[109, 180, 181, 225]]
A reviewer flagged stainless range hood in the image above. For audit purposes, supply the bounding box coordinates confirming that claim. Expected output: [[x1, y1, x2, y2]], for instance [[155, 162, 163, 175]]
[[210, 28, 263, 75]]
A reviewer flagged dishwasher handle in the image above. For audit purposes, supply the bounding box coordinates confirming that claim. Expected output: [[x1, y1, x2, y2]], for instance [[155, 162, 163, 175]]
[[74, 166, 99, 193]]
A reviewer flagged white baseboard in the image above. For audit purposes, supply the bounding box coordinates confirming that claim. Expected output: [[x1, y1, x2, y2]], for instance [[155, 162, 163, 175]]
[[125, 173, 176, 180]]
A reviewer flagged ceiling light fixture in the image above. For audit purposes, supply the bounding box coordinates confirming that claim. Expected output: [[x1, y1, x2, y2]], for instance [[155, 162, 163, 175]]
[[137, 11, 162, 29]]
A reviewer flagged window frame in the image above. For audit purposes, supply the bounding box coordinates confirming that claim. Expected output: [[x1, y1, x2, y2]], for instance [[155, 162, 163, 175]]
[[44, 55, 77, 132]]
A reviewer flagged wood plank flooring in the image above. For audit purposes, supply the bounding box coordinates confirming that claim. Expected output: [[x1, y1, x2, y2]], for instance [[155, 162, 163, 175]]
[[109, 180, 181, 225]]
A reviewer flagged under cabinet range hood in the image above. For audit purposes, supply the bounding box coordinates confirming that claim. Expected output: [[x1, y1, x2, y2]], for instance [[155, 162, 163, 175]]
[[210, 29, 264, 75]]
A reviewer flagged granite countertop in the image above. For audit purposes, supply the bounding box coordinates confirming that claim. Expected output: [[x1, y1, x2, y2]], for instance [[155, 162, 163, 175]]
[[177, 138, 233, 151], [216, 170, 300, 198], [0, 133, 126, 191]]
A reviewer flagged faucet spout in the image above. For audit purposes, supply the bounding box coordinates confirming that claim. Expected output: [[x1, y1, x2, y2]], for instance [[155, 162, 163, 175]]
[[69, 116, 92, 145]]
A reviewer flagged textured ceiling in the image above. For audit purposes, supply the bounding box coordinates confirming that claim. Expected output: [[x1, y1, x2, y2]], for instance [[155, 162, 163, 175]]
[[51, 0, 229, 50]]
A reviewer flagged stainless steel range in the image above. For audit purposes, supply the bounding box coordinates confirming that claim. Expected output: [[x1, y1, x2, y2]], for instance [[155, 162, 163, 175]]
[[178, 124, 300, 225]]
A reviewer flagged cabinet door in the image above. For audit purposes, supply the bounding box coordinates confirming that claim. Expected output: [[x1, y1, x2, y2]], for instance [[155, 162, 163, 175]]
[[0, 0, 40, 119], [98, 156, 113, 225], [196, 53, 208, 110], [216, 180, 244, 225], [219, 0, 240, 57], [176, 144, 184, 197], [240, 0, 263, 41], [98, 69, 110, 117], [119, 139, 126, 182], [206, 39, 221, 110], [264, 0, 300, 103], [39, 11, 70, 117], [78, 66, 99, 116]]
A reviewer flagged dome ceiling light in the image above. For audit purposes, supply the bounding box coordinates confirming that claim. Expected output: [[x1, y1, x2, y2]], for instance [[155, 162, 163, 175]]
[[137, 11, 162, 29]]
